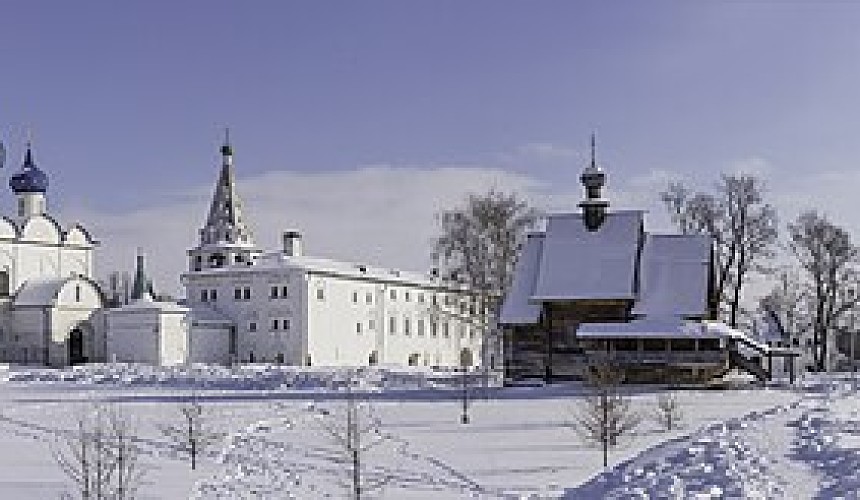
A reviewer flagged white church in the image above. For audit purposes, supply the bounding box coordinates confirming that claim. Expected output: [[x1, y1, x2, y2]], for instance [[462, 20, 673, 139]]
[[106, 136, 487, 369], [0, 143, 105, 366]]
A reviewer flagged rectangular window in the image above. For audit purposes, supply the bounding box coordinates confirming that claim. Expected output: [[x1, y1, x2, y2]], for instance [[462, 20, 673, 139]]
[[282, 286, 288, 298], [317, 288, 325, 300], [249, 322, 257, 332], [417, 319, 425, 336], [283, 319, 291, 331], [271, 319, 279, 331], [352, 292, 358, 303], [389, 316, 396, 335], [369, 319, 375, 331], [459, 325, 466, 338], [390, 289, 396, 300], [201, 290, 208, 302], [442, 322, 449, 338], [431, 322, 438, 337], [366, 292, 373, 304], [404, 318, 411, 336], [405, 291, 411, 302], [243, 287, 251, 300], [418, 293, 424, 303], [234, 288, 242, 300], [270, 286, 279, 299], [432, 294, 437, 306], [210, 289, 217, 301], [356, 322, 362, 334]]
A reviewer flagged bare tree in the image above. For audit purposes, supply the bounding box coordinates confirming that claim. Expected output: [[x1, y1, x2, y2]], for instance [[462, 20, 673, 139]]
[[788, 210, 860, 371], [433, 189, 537, 383], [315, 374, 389, 499], [653, 392, 683, 432], [571, 363, 640, 468], [759, 269, 811, 348], [160, 394, 225, 470], [54, 404, 145, 500], [661, 175, 778, 326]]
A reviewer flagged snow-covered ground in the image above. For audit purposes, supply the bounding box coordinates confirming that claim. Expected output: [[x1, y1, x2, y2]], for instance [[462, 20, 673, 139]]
[[0, 364, 856, 499]]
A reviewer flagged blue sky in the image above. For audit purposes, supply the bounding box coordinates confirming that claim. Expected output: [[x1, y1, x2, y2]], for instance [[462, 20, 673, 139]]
[[2, 2, 860, 292]]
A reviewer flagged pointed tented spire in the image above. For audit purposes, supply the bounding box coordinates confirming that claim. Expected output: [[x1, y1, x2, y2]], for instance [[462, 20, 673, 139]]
[[131, 248, 153, 301], [200, 132, 253, 247]]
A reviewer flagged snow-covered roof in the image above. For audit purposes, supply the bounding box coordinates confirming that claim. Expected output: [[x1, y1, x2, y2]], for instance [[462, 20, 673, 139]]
[[577, 317, 723, 339], [236, 252, 467, 291], [531, 211, 643, 301], [111, 296, 189, 313], [13, 276, 100, 307], [499, 233, 544, 325], [632, 234, 710, 318]]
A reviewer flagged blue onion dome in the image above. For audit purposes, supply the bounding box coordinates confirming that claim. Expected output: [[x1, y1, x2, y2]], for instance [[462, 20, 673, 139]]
[[9, 144, 49, 194]]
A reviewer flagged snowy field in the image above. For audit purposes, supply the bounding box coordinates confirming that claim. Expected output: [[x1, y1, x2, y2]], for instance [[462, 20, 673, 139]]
[[0, 364, 856, 499]]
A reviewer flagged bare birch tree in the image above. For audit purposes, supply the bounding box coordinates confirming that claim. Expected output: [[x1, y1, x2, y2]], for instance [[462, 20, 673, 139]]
[[160, 394, 225, 470], [432, 189, 537, 383], [54, 404, 145, 500], [571, 363, 640, 468], [661, 175, 778, 326], [315, 374, 390, 499], [788, 210, 860, 371]]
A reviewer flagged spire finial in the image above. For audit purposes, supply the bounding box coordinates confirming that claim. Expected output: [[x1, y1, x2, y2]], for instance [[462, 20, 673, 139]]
[[590, 132, 596, 169], [24, 130, 34, 167], [220, 127, 233, 157]]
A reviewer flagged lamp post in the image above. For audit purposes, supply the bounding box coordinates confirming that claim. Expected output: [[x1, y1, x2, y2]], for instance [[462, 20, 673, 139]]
[[848, 287, 858, 389]]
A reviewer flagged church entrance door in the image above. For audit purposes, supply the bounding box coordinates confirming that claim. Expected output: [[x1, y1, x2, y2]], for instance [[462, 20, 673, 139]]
[[68, 328, 86, 365]]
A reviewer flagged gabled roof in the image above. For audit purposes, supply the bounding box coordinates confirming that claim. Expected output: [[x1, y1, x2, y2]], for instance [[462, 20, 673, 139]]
[[531, 211, 643, 301], [631, 234, 710, 318], [499, 233, 544, 325]]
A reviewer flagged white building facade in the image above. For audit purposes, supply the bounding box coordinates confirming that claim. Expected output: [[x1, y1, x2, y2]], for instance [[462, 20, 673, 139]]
[[109, 136, 488, 368]]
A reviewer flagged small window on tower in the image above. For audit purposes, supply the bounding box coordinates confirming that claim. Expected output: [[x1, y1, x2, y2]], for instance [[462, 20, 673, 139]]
[[243, 287, 251, 300], [75, 285, 81, 303], [201, 290, 208, 302], [249, 322, 257, 332], [281, 286, 288, 298], [234, 288, 242, 300], [270, 286, 278, 299], [271, 319, 279, 331], [317, 288, 324, 300]]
